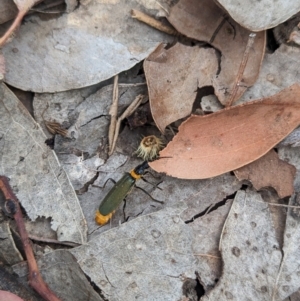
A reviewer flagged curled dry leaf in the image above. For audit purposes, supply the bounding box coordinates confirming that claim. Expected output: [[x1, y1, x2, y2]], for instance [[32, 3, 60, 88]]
[[166, 0, 266, 106], [234, 149, 296, 198], [215, 0, 300, 31], [150, 84, 300, 179], [144, 43, 218, 132]]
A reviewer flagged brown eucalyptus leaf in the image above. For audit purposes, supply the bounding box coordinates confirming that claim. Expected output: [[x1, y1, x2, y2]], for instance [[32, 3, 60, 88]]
[[167, 0, 266, 106], [234, 149, 296, 198], [144, 43, 218, 132], [149, 84, 300, 179]]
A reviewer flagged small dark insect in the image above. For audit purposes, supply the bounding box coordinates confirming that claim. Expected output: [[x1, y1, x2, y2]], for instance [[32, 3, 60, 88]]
[[42, 103, 68, 137]]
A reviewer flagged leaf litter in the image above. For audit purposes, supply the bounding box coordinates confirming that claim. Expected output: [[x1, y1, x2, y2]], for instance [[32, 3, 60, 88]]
[[1, 0, 300, 300], [166, 0, 266, 106]]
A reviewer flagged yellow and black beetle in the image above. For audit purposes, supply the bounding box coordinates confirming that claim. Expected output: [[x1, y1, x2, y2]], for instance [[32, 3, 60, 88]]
[[95, 161, 163, 225]]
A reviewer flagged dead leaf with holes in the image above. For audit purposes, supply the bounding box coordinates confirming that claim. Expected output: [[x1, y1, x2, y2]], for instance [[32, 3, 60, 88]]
[[166, 0, 266, 106], [234, 150, 296, 198], [150, 84, 300, 179], [144, 43, 219, 132]]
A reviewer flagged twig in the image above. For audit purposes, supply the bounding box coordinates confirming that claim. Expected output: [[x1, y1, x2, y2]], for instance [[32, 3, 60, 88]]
[[193, 253, 221, 259], [0, 176, 61, 301], [109, 94, 144, 155], [226, 33, 256, 107], [108, 75, 119, 154], [0, 10, 27, 47], [131, 9, 178, 36]]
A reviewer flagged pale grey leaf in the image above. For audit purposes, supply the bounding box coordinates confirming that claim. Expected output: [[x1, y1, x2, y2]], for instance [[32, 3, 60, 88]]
[[215, 0, 300, 31], [0, 83, 87, 244], [12, 249, 104, 301], [2, 0, 171, 92], [202, 189, 282, 301]]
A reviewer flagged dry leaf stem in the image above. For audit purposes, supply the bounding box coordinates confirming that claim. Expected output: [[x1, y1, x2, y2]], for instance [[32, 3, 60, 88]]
[[0, 176, 61, 301], [109, 94, 144, 155], [0, 10, 27, 47], [0, 0, 42, 47], [227, 33, 256, 107], [108, 75, 119, 154], [131, 9, 178, 36]]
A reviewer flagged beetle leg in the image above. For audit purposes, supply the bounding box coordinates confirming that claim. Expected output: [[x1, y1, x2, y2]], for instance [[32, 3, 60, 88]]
[[140, 177, 163, 191], [134, 185, 164, 204], [92, 178, 116, 189]]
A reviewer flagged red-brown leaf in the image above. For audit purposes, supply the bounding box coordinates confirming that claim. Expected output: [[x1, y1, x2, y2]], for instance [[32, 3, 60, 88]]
[[234, 150, 296, 198], [149, 84, 300, 179]]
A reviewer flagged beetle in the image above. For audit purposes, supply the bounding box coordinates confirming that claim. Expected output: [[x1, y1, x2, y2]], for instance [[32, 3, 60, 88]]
[[95, 161, 163, 225]]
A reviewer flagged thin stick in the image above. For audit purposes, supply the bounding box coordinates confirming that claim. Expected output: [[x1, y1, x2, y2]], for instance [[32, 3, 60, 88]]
[[226, 33, 256, 107], [108, 75, 119, 154], [109, 94, 144, 155], [0, 176, 61, 301], [0, 10, 27, 47], [131, 9, 178, 36]]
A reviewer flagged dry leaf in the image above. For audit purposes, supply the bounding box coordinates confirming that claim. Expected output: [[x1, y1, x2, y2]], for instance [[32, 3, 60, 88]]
[[0, 54, 5, 79], [214, 0, 300, 31], [70, 205, 199, 301], [2, 0, 171, 92], [0, 83, 87, 244], [0, 222, 23, 265], [167, 0, 266, 106], [144, 43, 218, 132], [0, 1, 18, 24], [12, 250, 103, 301], [0, 291, 24, 301], [278, 146, 300, 192], [234, 150, 296, 198], [202, 189, 282, 301], [239, 45, 300, 103], [273, 192, 300, 300], [150, 84, 300, 179]]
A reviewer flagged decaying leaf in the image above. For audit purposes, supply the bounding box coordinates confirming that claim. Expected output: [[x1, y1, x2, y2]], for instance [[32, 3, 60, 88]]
[[0, 1, 18, 24], [0, 222, 23, 265], [0, 54, 5, 79], [239, 44, 300, 103], [70, 205, 199, 301], [278, 146, 300, 192], [166, 0, 266, 106], [150, 84, 300, 179], [234, 150, 296, 198], [190, 200, 233, 289], [273, 192, 300, 300], [144, 43, 219, 132], [214, 0, 300, 31], [2, 0, 171, 92], [0, 83, 87, 244], [202, 189, 282, 301], [12, 250, 103, 301]]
